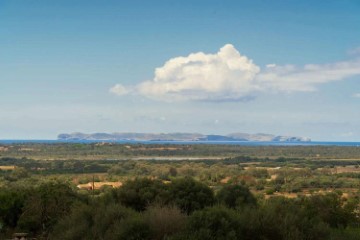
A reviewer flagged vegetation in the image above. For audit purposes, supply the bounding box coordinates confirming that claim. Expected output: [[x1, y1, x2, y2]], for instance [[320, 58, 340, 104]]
[[1, 142, 360, 160], [0, 142, 360, 239], [0, 178, 359, 239]]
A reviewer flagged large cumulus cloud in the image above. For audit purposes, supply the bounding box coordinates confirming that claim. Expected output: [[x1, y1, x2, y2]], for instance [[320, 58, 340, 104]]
[[110, 44, 360, 101]]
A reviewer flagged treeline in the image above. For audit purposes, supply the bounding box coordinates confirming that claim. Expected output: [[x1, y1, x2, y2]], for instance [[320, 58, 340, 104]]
[[2, 143, 360, 160], [2, 157, 360, 195], [2, 156, 360, 175], [0, 178, 359, 239]]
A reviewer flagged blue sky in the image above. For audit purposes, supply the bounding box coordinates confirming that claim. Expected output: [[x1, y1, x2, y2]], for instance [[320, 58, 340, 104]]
[[0, 0, 359, 140]]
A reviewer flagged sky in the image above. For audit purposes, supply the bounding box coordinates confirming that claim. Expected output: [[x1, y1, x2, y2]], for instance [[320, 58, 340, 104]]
[[0, 0, 360, 141]]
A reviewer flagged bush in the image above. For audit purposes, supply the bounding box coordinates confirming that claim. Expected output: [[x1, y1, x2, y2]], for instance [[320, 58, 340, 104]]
[[303, 193, 358, 228], [216, 184, 257, 209], [144, 205, 187, 240], [265, 188, 275, 195], [0, 188, 28, 233], [258, 197, 330, 240], [107, 216, 152, 240], [17, 182, 80, 236], [168, 177, 214, 214], [110, 178, 169, 211], [180, 206, 242, 240], [51, 202, 150, 240]]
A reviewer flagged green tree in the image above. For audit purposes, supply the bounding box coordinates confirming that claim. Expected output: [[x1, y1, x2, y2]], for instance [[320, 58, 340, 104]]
[[217, 184, 257, 209], [168, 177, 214, 214], [256, 197, 330, 240], [17, 182, 80, 237], [51, 202, 151, 240], [110, 178, 169, 211], [180, 206, 242, 240], [303, 193, 358, 228], [0, 188, 27, 234], [144, 205, 187, 240]]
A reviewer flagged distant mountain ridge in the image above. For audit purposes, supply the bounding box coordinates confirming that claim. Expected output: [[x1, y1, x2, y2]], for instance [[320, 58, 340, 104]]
[[58, 132, 311, 142]]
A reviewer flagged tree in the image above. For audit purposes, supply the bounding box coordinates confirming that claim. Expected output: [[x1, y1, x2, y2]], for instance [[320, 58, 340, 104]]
[[303, 193, 358, 228], [51, 202, 150, 240], [169, 167, 178, 177], [144, 205, 187, 240], [110, 178, 169, 211], [180, 206, 242, 240], [216, 184, 257, 209], [168, 177, 214, 214], [0, 188, 27, 234], [256, 197, 330, 240], [17, 182, 80, 236]]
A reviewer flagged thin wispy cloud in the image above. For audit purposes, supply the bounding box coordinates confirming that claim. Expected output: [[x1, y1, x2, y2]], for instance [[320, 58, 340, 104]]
[[258, 60, 360, 92], [348, 47, 360, 56], [109, 84, 129, 96], [111, 44, 360, 102], [353, 93, 360, 98]]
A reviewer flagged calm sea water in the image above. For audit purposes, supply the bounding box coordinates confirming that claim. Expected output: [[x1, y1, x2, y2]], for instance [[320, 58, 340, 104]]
[[0, 140, 359, 147]]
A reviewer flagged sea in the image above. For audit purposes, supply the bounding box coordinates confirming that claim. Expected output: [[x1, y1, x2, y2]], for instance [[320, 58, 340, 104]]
[[0, 140, 359, 147]]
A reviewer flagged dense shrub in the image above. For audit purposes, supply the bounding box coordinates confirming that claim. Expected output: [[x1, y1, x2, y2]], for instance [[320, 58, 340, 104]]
[[216, 184, 257, 209], [144, 205, 187, 240], [168, 177, 214, 214], [1, 177, 359, 240], [17, 182, 80, 236], [110, 178, 169, 211], [178, 206, 242, 240], [303, 193, 359, 228], [51, 202, 147, 240], [257, 197, 330, 240], [0, 188, 28, 234]]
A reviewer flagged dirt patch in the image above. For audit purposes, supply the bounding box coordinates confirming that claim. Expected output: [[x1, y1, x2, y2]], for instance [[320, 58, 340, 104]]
[[134, 147, 185, 151], [0, 165, 15, 170], [317, 166, 360, 174], [265, 192, 298, 199], [19, 148, 37, 152], [220, 177, 231, 184], [335, 166, 360, 174], [131, 157, 223, 161], [77, 181, 123, 190], [0, 146, 9, 152]]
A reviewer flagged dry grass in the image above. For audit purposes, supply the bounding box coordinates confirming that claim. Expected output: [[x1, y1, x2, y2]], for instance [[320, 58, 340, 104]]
[[77, 181, 122, 190], [0, 146, 9, 152], [220, 176, 231, 184], [0, 165, 15, 170], [334, 166, 360, 173], [265, 192, 298, 199], [317, 166, 360, 174]]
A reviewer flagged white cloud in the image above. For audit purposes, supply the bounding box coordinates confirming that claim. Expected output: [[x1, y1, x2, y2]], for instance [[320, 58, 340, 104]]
[[136, 44, 261, 101], [340, 131, 354, 137], [257, 60, 360, 92], [266, 64, 277, 68], [109, 84, 129, 96], [353, 93, 360, 98], [110, 44, 360, 101]]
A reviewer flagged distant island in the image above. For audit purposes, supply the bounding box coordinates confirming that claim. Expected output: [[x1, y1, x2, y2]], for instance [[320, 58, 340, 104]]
[[58, 132, 311, 142]]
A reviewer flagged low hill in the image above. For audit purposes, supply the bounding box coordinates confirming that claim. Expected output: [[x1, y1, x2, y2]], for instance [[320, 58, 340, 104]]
[[58, 132, 311, 142]]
